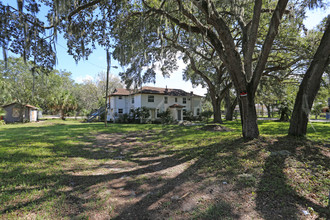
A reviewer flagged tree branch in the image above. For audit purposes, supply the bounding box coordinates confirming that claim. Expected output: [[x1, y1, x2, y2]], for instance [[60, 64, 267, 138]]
[[166, 37, 215, 91], [176, 0, 211, 33], [68, 0, 102, 21], [251, 0, 289, 94], [143, 0, 229, 70], [219, 82, 233, 100], [244, 0, 262, 82], [143, 2, 201, 35], [2, 4, 55, 29]]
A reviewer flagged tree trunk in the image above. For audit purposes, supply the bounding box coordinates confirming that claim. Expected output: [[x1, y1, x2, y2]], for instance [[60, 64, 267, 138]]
[[260, 103, 264, 117], [289, 17, 330, 136], [206, 0, 287, 139], [224, 90, 231, 120], [211, 95, 222, 123], [279, 107, 290, 121], [225, 96, 237, 121], [240, 93, 259, 139], [265, 104, 271, 118], [32, 69, 35, 99], [60, 110, 66, 120], [225, 109, 233, 121], [19, 105, 24, 123]]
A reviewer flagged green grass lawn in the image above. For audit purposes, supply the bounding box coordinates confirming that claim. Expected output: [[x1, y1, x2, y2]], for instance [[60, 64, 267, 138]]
[[0, 119, 329, 219]]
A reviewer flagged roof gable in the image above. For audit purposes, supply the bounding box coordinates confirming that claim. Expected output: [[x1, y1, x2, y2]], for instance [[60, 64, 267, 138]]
[[111, 88, 131, 96]]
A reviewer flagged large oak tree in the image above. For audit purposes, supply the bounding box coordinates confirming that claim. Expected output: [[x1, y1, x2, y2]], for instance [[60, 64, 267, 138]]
[[111, 0, 291, 138]]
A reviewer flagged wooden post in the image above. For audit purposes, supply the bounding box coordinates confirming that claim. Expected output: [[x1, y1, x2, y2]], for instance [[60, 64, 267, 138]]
[[105, 49, 111, 127]]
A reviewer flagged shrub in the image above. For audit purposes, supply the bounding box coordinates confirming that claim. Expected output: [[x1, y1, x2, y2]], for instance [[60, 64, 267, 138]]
[[201, 110, 213, 122], [23, 119, 30, 123], [136, 107, 150, 123], [184, 110, 194, 121], [278, 101, 291, 122], [99, 112, 105, 121], [152, 119, 162, 124], [129, 108, 140, 123], [117, 113, 130, 123], [311, 103, 324, 119], [158, 109, 174, 124], [122, 107, 151, 124]]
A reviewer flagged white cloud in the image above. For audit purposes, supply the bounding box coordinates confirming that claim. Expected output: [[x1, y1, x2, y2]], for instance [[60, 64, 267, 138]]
[[74, 74, 94, 83]]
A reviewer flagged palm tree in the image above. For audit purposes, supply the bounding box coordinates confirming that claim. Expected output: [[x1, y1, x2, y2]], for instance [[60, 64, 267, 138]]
[[48, 91, 77, 120]]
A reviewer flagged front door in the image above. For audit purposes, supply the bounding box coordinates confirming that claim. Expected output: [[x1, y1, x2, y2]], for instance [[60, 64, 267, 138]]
[[177, 109, 181, 120]]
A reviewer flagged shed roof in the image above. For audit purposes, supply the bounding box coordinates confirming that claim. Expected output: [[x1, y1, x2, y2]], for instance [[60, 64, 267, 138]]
[[2, 102, 38, 110]]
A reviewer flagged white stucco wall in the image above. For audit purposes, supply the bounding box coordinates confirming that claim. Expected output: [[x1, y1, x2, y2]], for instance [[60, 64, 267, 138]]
[[140, 94, 165, 110], [115, 96, 126, 113], [191, 97, 202, 116], [108, 96, 115, 121], [134, 94, 142, 108], [108, 95, 130, 120]]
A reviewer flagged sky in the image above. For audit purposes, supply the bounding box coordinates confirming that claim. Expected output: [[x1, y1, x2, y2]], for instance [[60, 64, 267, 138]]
[[1, 1, 329, 96]]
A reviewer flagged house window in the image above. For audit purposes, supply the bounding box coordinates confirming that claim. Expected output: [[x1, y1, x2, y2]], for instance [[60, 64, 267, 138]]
[[157, 109, 160, 118], [132, 97, 134, 104], [196, 108, 200, 116], [148, 95, 154, 102], [175, 97, 178, 102], [118, 109, 123, 114], [118, 96, 122, 99], [164, 96, 168, 104], [183, 97, 186, 104]]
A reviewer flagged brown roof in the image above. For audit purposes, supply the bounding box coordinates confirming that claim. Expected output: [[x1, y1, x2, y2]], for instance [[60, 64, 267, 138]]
[[110, 86, 203, 97], [2, 102, 38, 109], [169, 104, 185, 108], [110, 88, 131, 96]]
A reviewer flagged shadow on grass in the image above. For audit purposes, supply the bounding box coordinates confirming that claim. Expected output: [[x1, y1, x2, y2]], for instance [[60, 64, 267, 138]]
[[255, 136, 329, 219], [1, 121, 329, 219], [0, 121, 244, 219], [257, 120, 330, 141], [110, 138, 245, 219]]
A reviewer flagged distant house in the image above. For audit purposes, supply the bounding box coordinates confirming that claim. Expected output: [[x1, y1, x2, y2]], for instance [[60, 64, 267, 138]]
[[107, 86, 203, 121], [2, 102, 38, 123]]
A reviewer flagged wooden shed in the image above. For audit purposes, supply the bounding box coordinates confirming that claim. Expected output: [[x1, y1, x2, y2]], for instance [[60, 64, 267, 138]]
[[2, 102, 38, 123]]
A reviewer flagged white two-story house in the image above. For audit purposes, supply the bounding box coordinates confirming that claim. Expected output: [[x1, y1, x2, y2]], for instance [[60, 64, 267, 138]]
[[107, 86, 203, 121]]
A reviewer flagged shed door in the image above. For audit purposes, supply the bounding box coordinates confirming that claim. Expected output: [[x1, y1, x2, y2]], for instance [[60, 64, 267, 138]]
[[31, 110, 36, 121]]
